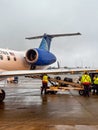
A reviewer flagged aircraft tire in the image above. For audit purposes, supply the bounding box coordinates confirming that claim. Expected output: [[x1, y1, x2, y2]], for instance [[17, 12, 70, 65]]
[[79, 90, 84, 96], [0, 89, 5, 102]]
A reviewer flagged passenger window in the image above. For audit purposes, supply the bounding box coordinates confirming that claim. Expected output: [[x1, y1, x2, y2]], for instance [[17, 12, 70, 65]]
[[0, 55, 3, 60], [7, 56, 10, 61], [14, 57, 16, 61]]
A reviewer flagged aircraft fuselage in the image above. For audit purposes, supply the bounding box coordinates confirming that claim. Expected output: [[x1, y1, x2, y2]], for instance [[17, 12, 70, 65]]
[[0, 48, 56, 71]]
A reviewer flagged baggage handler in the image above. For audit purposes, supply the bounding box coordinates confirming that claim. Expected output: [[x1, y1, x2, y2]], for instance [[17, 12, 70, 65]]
[[81, 72, 91, 97], [41, 74, 48, 95], [92, 75, 98, 95]]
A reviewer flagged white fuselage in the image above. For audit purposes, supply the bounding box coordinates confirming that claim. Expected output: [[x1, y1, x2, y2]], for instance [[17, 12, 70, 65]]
[[0, 48, 46, 71]]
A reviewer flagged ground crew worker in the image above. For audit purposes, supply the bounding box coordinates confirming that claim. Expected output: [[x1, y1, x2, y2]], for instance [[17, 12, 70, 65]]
[[92, 75, 98, 95], [81, 72, 91, 97], [41, 74, 48, 95]]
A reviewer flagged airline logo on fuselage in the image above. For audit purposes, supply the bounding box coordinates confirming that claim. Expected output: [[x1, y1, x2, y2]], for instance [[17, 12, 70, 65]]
[[0, 50, 15, 56]]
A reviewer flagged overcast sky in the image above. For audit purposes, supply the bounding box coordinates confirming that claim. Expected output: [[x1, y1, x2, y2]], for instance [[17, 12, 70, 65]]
[[0, 0, 98, 67]]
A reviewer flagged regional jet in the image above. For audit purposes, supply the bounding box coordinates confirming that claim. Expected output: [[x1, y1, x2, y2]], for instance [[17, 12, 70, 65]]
[[0, 32, 97, 102]]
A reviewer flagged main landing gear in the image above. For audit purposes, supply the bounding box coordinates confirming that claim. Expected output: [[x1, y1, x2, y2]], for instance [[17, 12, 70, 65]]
[[0, 89, 5, 102]]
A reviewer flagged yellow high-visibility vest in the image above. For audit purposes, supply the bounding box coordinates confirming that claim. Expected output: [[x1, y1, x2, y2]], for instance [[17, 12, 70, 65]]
[[81, 74, 91, 84], [42, 75, 48, 83], [94, 77, 98, 84]]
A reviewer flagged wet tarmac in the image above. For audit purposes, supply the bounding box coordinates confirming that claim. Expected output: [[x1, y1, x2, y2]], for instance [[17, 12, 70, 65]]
[[0, 77, 98, 130]]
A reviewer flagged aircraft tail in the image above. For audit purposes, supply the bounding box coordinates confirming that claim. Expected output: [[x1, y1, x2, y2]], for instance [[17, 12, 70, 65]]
[[25, 32, 81, 51]]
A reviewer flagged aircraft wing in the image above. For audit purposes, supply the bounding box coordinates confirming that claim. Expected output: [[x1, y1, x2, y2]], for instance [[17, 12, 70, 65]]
[[0, 68, 98, 78]]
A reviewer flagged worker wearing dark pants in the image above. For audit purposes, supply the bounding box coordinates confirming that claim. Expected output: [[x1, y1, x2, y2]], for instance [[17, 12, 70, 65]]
[[93, 75, 98, 95], [92, 84, 98, 95], [81, 72, 91, 97], [83, 84, 90, 96], [41, 82, 48, 94], [96, 84, 98, 94], [41, 74, 48, 95]]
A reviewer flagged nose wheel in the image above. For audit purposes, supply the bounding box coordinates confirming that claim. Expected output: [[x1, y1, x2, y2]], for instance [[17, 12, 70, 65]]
[[0, 89, 5, 102]]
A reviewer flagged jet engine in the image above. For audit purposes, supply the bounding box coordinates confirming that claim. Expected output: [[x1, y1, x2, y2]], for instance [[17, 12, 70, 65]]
[[25, 49, 38, 64], [25, 48, 56, 66]]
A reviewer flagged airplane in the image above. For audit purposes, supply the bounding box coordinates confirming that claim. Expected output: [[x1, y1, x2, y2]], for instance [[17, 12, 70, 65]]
[[0, 32, 97, 102]]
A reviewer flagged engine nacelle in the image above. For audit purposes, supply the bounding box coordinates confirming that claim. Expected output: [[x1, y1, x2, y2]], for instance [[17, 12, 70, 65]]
[[25, 48, 56, 66], [25, 49, 38, 64]]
